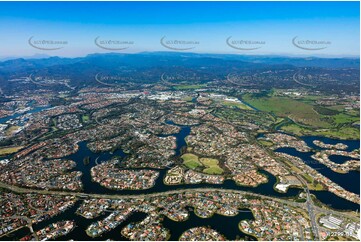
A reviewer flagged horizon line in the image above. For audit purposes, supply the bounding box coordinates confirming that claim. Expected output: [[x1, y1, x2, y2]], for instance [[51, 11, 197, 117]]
[[0, 51, 360, 61]]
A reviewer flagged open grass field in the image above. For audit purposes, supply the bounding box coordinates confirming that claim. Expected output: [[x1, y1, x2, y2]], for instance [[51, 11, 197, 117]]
[[214, 108, 276, 128], [0, 146, 23, 156], [82, 115, 90, 122], [203, 167, 223, 174], [5, 126, 22, 136], [281, 123, 360, 140], [243, 94, 330, 128], [173, 84, 206, 90], [243, 93, 360, 139], [258, 139, 274, 147], [181, 153, 202, 169], [199, 158, 219, 166], [182, 96, 194, 102], [306, 181, 325, 191], [200, 158, 223, 175], [326, 105, 346, 112], [221, 100, 253, 110], [332, 113, 359, 125], [181, 154, 224, 174]]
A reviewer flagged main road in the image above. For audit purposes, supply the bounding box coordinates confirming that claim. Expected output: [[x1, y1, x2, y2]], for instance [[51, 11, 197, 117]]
[[0, 181, 303, 206], [295, 174, 320, 240], [0, 181, 357, 222]]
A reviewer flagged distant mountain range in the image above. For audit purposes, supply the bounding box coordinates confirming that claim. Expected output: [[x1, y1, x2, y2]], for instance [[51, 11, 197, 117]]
[[0, 54, 51, 61], [0, 52, 359, 96], [0, 52, 359, 74]]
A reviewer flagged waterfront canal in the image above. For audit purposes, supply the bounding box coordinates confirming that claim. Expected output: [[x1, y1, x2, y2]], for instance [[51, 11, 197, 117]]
[[1, 121, 359, 241]]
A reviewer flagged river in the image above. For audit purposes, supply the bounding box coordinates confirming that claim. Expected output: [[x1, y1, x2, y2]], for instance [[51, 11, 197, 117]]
[[0, 105, 51, 125]]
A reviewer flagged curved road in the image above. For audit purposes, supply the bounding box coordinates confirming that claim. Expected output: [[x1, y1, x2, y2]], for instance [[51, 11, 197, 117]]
[[0, 181, 358, 221]]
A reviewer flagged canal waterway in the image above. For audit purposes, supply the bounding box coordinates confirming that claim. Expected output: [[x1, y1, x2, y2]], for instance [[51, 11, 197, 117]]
[[1, 118, 360, 241]]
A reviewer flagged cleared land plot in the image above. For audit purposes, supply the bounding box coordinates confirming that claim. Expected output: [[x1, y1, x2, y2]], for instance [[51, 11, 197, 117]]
[[214, 108, 276, 128], [174, 84, 206, 90], [243, 94, 360, 139], [221, 100, 253, 110], [243, 94, 330, 128], [0, 146, 23, 156], [258, 139, 274, 147], [281, 123, 360, 140], [332, 113, 359, 125], [82, 115, 90, 122], [181, 153, 202, 169], [199, 158, 224, 175], [5, 126, 22, 136], [181, 154, 224, 174]]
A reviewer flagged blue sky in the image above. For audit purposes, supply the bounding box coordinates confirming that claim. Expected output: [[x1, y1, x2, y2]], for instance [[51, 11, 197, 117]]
[[0, 1, 359, 57]]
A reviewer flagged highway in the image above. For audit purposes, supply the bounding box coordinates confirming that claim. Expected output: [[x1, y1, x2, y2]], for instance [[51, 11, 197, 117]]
[[0, 181, 357, 219], [1, 180, 359, 238], [0, 181, 304, 207], [295, 174, 320, 240]]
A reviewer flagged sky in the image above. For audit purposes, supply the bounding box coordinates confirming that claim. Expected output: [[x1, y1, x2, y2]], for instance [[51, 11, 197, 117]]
[[0, 1, 359, 58]]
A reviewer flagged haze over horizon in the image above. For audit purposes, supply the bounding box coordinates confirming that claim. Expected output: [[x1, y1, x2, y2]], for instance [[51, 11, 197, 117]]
[[0, 51, 360, 62], [0, 1, 359, 58]]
